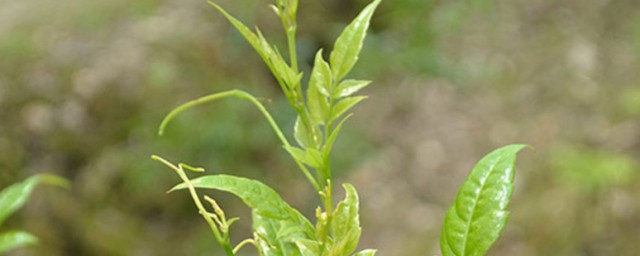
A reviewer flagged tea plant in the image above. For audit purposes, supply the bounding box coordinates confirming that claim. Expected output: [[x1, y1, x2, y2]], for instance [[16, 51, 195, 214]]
[[152, 0, 527, 255], [0, 174, 68, 254]]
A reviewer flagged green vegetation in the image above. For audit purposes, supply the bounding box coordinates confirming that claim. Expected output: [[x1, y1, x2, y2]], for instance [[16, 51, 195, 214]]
[[0, 174, 67, 254], [153, 1, 526, 255]]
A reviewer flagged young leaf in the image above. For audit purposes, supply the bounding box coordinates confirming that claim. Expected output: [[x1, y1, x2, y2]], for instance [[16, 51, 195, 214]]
[[331, 96, 367, 122], [0, 231, 38, 254], [171, 174, 315, 238], [253, 212, 305, 256], [330, 183, 361, 255], [334, 80, 371, 98], [294, 117, 312, 148], [208, 1, 300, 92], [329, 0, 382, 81], [305, 148, 324, 169], [353, 249, 377, 256], [307, 81, 330, 125], [295, 239, 323, 256], [322, 114, 352, 158], [440, 144, 527, 256], [0, 174, 68, 226], [284, 145, 309, 165], [310, 50, 333, 97]]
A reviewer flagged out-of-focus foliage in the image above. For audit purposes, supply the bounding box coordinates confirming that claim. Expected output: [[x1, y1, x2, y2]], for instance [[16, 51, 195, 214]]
[[1, 0, 639, 255], [0, 174, 67, 254]]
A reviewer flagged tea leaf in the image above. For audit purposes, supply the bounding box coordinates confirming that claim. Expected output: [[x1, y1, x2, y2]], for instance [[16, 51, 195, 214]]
[[307, 81, 330, 125], [322, 114, 352, 158], [0, 231, 38, 254], [331, 96, 367, 122], [330, 183, 361, 255], [294, 116, 311, 148], [310, 50, 333, 97], [440, 144, 527, 256], [334, 80, 371, 98], [207, 1, 300, 92], [253, 212, 305, 256], [0, 174, 68, 226], [284, 145, 308, 165], [329, 0, 381, 81], [295, 239, 323, 256], [171, 175, 315, 238]]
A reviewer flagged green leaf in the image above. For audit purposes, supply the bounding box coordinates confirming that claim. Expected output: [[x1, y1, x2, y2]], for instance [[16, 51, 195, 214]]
[[284, 146, 323, 169], [307, 80, 330, 125], [322, 114, 352, 158], [330, 183, 361, 255], [207, 2, 300, 91], [353, 249, 377, 256], [331, 96, 367, 122], [0, 231, 38, 254], [329, 0, 382, 81], [294, 116, 312, 148], [334, 80, 371, 98], [310, 50, 333, 97], [171, 175, 315, 238], [440, 144, 527, 256], [294, 116, 321, 149], [305, 148, 324, 169], [0, 174, 68, 226], [295, 239, 323, 256], [253, 212, 305, 256]]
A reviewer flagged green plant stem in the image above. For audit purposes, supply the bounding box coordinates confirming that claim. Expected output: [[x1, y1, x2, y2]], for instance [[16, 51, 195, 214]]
[[151, 156, 235, 256], [158, 89, 320, 191], [287, 28, 298, 73]]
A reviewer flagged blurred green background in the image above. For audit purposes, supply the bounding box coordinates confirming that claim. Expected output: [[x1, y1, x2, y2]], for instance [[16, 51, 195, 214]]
[[1, 0, 639, 255]]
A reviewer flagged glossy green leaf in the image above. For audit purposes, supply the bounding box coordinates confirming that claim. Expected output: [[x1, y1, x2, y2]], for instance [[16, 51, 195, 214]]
[[440, 144, 527, 256], [353, 249, 377, 256], [294, 116, 322, 149], [294, 116, 311, 148], [330, 183, 361, 255], [329, 0, 381, 81], [310, 50, 333, 97], [253, 212, 305, 256], [0, 231, 38, 254], [171, 175, 315, 238], [334, 80, 371, 98], [331, 96, 367, 122], [307, 80, 330, 125], [0, 174, 68, 226], [295, 239, 322, 256]]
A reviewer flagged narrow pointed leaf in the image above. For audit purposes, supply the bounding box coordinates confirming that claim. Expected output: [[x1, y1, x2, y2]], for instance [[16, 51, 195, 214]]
[[0, 174, 68, 226], [0, 231, 38, 254], [331, 96, 367, 122], [329, 0, 381, 81], [440, 144, 527, 256], [330, 183, 361, 255], [208, 2, 298, 91], [334, 80, 371, 98]]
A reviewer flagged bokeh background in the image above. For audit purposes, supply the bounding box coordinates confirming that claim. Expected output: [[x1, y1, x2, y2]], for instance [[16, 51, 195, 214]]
[[1, 0, 639, 255]]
